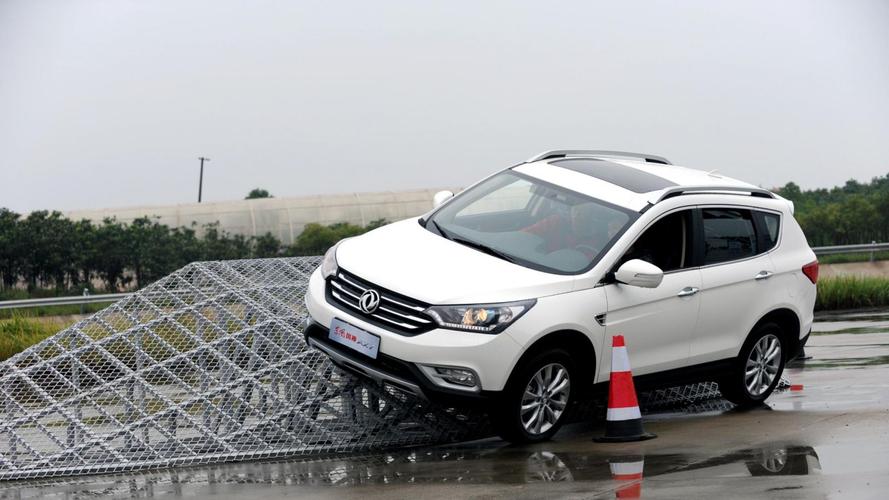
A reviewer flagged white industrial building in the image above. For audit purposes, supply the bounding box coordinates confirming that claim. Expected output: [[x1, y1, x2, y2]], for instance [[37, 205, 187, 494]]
[[63, 188, 459, 244]]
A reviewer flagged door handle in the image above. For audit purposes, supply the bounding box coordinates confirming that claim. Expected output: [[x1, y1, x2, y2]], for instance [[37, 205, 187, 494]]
[[754, 270, 774, 281], [677, 287, 700, 297]]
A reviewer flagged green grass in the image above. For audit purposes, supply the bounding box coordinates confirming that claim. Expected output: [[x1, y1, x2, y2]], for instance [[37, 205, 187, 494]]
[[818, 251, 889, 265], [0, 314, 70, 361], [816, 275, 889, 311]]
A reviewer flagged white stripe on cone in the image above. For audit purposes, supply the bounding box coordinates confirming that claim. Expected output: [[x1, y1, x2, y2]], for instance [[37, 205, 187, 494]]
[[610, 460, 644, 476], [611, 346, 632, 373], [606, 406, 642, 421]]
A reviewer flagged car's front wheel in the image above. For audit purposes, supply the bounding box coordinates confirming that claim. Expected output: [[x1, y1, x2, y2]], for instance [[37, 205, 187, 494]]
[[719, 322, 786, 407], [490, 349, 575, 443]]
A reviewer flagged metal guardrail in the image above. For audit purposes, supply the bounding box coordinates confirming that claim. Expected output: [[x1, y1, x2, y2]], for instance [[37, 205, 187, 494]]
[[0, 292, 132, 310], [812, 241, 889, 261]]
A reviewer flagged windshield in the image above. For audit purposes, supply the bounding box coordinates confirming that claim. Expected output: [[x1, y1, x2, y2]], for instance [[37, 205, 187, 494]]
[[426, 170, 637, 274]]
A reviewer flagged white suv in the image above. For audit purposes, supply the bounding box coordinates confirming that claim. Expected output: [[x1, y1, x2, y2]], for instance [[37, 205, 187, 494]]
[[304, 150, 818, 442]]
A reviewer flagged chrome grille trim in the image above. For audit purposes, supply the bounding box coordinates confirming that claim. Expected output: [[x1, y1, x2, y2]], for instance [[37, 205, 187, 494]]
[[330, 281, 428, 322], [338, 273, 426, 312], [378, 305, 432, 324], [329, 279, 359, 299], [330, 290, 418, 330], [326, 270, 435, 334]]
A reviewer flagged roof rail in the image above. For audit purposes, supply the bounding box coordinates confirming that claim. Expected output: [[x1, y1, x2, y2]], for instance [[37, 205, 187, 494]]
[[654, 186, 776, 203], [527, 149, 672, 165]]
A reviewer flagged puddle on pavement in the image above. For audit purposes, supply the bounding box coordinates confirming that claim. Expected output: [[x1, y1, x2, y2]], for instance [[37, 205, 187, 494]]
[[813, 308, 889, 335], [796, 355, 889, 369], [0, 441, 827, 498]]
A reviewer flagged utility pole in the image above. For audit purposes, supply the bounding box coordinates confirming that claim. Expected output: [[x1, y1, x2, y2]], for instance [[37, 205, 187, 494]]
[[197, 157, 210, 202]]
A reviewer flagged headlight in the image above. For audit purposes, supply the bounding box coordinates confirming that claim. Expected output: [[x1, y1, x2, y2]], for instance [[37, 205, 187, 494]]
[[425, 299, 535, 334], [320, 240, 343, 279]]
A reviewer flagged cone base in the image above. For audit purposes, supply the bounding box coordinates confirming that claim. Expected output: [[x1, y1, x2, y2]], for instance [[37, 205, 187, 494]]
[[594, 432, 657, 443]]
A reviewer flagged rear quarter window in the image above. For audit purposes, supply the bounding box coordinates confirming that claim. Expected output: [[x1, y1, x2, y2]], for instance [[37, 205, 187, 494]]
[[760, 212, 780, 251]]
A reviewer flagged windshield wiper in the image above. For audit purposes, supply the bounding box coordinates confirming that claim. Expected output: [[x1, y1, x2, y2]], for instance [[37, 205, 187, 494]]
[[429, 219, 515, 263], [429, 219, 451, 240], [450, 235, 517, 264]]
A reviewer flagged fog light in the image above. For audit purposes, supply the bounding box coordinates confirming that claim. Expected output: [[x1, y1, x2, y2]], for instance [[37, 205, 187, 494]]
[[436, 367, 476, 387], [418, 364, 480, 392]]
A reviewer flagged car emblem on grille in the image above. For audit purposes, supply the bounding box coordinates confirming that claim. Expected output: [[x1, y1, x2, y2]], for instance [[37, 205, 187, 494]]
[[359, 289, 381, 314]]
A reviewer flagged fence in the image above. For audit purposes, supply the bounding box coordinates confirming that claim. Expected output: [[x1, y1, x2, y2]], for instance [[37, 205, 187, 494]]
[[811, 241, 889, 262]]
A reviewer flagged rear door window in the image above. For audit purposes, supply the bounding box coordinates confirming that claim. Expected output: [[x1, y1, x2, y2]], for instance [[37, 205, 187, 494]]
[[702, 208, 758, 265]]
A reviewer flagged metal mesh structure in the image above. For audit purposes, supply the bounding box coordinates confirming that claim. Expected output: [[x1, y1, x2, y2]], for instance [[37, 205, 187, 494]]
[[0, 257, 487, 481], [0, 256, 781, 482], [640, 379, 790, 414]]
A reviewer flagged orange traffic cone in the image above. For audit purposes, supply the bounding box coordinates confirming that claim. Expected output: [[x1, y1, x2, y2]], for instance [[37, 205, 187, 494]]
[[595, 335, 656, 442], [609, 456, 645, 499]]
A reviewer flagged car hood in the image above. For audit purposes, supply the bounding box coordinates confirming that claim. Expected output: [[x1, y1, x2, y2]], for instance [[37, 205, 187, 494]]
[[335, 218, 576, 304]]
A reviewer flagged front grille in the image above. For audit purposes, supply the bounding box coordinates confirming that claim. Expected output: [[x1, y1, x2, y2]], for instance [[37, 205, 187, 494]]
[[325, 269, 435, 335]]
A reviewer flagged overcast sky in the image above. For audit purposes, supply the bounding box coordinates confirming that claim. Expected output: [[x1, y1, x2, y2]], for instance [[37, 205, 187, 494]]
[[1, 0, 888, 213]]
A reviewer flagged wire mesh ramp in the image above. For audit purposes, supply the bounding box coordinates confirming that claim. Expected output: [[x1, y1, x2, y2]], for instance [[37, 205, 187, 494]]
[[0, 256, 779, 481], [0, 257, 488, 481]]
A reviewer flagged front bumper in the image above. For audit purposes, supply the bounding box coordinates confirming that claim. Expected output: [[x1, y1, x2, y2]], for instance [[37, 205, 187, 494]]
[[303, 268, 523, 399]]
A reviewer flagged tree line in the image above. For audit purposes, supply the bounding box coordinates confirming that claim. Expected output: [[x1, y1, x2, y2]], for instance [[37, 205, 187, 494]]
[[0, 208, 385, 294], [776, 173, 889, 247], [2, 173, 887, 295]]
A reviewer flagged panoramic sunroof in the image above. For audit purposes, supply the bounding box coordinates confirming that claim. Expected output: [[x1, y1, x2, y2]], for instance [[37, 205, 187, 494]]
[[550, 158, 677, 193]]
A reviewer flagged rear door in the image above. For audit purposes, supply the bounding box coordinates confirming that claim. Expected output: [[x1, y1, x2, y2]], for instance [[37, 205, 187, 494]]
[[691, 207, 778, 364], [601, 208, 701, 378]]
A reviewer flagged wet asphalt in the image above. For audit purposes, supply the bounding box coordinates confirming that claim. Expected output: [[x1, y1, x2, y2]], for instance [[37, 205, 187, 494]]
[[4, 309, 889, 499]]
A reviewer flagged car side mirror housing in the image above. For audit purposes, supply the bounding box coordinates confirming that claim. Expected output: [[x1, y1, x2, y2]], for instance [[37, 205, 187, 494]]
[[614, 259, 664, 288], [432, 190, 454, 208]]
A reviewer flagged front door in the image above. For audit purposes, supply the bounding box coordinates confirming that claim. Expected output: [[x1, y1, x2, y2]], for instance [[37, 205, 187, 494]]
[[601, 208, 701, 378]]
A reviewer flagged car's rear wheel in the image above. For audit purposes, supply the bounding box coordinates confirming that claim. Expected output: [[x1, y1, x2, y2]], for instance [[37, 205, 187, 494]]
[[490, 349, 575, 443], [719, 322, 786, 407]]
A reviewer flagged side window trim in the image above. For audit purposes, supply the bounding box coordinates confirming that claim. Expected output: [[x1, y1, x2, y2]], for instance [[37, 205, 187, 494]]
[[689, 207, 704, 268]]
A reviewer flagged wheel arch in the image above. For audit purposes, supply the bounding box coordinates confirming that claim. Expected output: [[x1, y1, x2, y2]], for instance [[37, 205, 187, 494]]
[[748, 308, 801, 360], [509, 329, 598, 395]]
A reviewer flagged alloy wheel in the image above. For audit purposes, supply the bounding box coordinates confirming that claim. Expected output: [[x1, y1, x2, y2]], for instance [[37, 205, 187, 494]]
[[745, 334, 782, 397], [521, 363, 570, 435]]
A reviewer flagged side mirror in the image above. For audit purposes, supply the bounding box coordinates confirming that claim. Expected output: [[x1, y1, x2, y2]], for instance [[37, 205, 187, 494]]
[[614, 259, 664, 288], [432, 190, 454, 208]]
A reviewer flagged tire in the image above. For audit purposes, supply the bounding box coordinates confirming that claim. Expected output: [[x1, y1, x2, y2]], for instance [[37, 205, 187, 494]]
[[745, 446, 816, 476], [490, 349, 576, 443], [719, 322, 786, 408]]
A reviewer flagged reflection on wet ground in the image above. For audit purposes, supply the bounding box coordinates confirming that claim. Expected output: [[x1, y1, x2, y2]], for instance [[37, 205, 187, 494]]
[[3, 308, 889, 499], [797, 354, 889, 369], [811, 308, 889, 335], [0, 442, 824, 498]]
